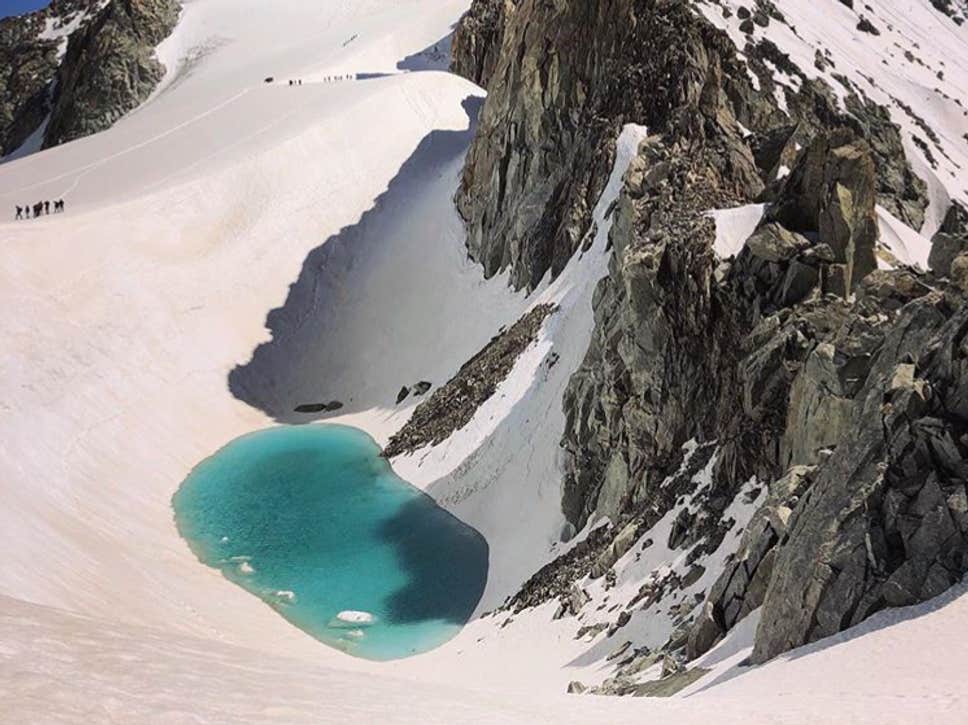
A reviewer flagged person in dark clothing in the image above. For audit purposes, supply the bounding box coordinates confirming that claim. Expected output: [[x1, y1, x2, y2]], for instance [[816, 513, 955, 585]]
[[33, 202, 42, 218], [44, 200, 50, 215], [15, 206, 22, 219], [56, 199, 64, 213]]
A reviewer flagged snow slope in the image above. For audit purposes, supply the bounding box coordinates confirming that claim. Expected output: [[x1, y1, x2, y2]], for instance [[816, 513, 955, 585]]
[[2, 0, 968, 721], [0, 0, 513, 665]]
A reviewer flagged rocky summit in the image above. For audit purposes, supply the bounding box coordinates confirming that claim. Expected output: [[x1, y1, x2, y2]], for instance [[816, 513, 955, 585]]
[[0, 0, 178, 156]]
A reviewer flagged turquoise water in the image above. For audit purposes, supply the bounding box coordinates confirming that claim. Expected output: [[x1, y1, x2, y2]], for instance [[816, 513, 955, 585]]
[[173, 425, 488, 660]]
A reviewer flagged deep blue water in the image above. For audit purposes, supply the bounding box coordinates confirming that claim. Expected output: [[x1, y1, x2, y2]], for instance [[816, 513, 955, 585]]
[[173, 425, 488, 660], [0, 1, 50, 20]]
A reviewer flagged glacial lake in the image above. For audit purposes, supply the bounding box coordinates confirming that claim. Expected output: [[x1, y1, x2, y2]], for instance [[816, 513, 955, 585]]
[[173, 424, 488, 660]]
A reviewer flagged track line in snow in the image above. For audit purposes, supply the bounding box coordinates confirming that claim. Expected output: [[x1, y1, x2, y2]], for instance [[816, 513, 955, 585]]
[[4, 88, 252, 199]]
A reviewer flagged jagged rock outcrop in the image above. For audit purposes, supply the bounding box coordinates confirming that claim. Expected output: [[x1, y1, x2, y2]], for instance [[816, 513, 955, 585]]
[[45, 0, 180, 147], [0, 0, 178, 156], [688, 465, 816, 659], [769, 129, 879, 293], [450, 0, 517, 88], [0, 25, 57, 155], [929, 201, 968, 276], [769, 128, 878, 296], [0, 0, 97, 155], [454, 0, 767, 291], [753, 287, 968, 662], [456, 0, 960, 674]]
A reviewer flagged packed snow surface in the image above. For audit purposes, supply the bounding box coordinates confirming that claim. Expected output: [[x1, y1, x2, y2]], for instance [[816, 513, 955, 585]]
[[1, 0, 968, 721]]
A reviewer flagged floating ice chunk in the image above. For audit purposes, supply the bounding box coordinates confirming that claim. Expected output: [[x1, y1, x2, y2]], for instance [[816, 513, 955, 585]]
[[337, 610, 374, 624], [329, 610, 376, 628]]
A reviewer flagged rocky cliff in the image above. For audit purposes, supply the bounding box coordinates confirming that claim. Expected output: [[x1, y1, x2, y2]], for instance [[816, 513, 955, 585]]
[[0, 0, 179, 157], [453, 0, 968, 690]]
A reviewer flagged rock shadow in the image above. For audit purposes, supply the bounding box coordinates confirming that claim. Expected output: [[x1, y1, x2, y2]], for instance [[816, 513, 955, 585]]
[[376, 493, 489, 626], [227, 95, 483, 423]]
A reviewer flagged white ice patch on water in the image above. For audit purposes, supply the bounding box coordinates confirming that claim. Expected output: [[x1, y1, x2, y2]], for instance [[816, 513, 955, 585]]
[[335, 610, 376, 626]]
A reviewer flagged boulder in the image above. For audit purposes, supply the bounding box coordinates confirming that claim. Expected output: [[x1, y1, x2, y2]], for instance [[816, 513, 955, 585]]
[[929, 201, 968, 277], [745, 223, 810, 263], [771, 129, 879, 294], [782, 343, 853, 467], [590, 521, 641, 578], [950, 252, 968, 292]]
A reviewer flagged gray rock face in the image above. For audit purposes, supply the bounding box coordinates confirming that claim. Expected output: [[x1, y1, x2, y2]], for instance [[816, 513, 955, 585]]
[[770, 129, 879, 293], [929, 201, 968, 276], [0, 0, 178, 156], [0, 28, 57, 155], [458, 0, 960, 672], [0, 1, 96, 155], [453, 0, 763, 291], [46, 0, 180, 148], [753, 292, 968, 663], [450, 0, 517, 88]]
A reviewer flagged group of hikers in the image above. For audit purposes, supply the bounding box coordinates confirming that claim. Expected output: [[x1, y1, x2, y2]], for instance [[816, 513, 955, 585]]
[[15, 200, 65, 219], [284, 75, 352, 86]]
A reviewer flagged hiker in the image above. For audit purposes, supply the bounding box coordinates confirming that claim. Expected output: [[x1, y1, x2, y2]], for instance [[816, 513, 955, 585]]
[[15, 205, 22, 220], [44, 200, 50, 215], [56, 199, 64, 213], [33, 202, 42, 218]]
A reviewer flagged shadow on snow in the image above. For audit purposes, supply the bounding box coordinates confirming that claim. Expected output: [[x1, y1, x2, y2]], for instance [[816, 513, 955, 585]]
[[227, 95, 483, 423]]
